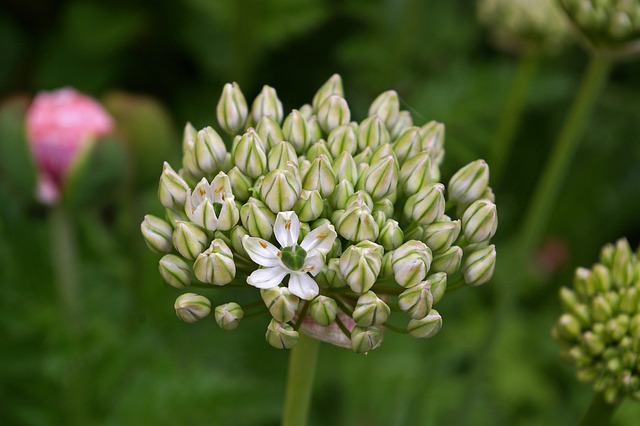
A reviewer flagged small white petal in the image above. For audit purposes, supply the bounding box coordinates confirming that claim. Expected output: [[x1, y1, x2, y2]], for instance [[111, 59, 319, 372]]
[[210, 172, 234, 203], [300, 223, 336, 255], [192, 178, 213, 205], [274, 211, 301, 247], [243, 236, 281, 267], [247, 266, 289, 289], [288, 272, 319, 300], [302, 251, 324, 277]]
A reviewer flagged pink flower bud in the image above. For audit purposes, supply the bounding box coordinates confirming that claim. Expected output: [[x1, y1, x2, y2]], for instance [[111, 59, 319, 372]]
[[26, 87, 114, 204]]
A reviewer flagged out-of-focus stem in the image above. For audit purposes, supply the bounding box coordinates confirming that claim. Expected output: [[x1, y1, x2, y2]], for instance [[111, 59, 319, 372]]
[[578, 392, 620, 426], [282, 332, 320, 426]]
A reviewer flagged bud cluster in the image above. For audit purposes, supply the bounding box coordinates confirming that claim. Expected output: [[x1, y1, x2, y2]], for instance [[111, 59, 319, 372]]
[[477, 0, 570, 54], [553, 238, 640, 403], [141, 75, 499, 353], [559, 0, 640, 57]]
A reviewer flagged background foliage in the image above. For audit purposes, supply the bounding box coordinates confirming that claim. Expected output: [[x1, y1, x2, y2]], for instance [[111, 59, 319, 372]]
[[2, 0, 640, 425]]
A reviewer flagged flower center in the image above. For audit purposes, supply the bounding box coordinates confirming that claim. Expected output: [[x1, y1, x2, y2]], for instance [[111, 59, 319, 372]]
[[281, 245, 307, 271]]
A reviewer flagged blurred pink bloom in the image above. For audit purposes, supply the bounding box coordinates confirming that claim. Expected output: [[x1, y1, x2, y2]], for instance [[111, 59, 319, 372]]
[[26, 87, 114, 204], [299, 312, 358, 349]]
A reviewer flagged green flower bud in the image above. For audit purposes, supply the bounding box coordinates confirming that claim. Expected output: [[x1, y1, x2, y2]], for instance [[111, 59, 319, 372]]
[[592, 263, 612, 292], [357, 115, 391, 151], [332, 151, 358, 185], [368, 90, 399, 130], [214, 302, 244, 331], [345, 190, 374, 213], [431, 246, 463, 274], [592, 295, 613, 323], [403, 183, 446, 226], [182, 122, 197, 152], [399, 280, 434, 319], [339, 241, 384, 293], [261, 287, 300, 323], [462, 200, 498, 243], [227, 166, 252, 202], [320, 258, 348, 288], [390, 110, 413, 140], [350, 325, 383, 354], [185, 174, 240, 231], [175, 293, 211, 323], [336, 203, 379, 243], [260, 169, 301, 213], [374, 197, 395, 217], [192, 126, 227, 175], [299, 103, 313, 120], [555, 313, 583, 341], [141, 214, 174, 253], [159, 254, 192, 288], [283, 109, 311, 154], [429, 272, 448, 304], [172, 221, 209, 260], [559, 287, 591, 326], [399, 152, 433, 196], [423, 219, 461, 253], [312, 74, 344, 113], [317, 95, 351, 134], [267, 140, 298, 172], [362, 155, 398, 201], [407, 309, 442, 339], [620, 287, 639, 315], [255, 115, 285, 151], [448, 160, 490, 206], [217, 82, 248, 135], [265, 319, 299, 349], [392, 240, 432, 288], [420, 121, 445, 166], [307, 116, 324, 144], [606, 314, 630, 342], [378, 219, 404, 251], [306, 140, 332, 162], [232, 128, 267, 178], [329, 179, 355, 210], [611, 238, 634, 287], [293, 189, 324, 222], [229, 225, 249, 256], [583, 331, 606, 355], [393, 127, 423, 165], [158, 162, 189, 211], [353, 147, 373, 166], [327, 124, 358, 157], [240, 197, 276, 240], [193, 239, 236, 285], [352, 291, 390, 326], [309, 295, 338, 326], [573, 267, 596, 299], [302, 154, 336, 197], [251, 85, 283, 125], [463, 244, 496, 286]]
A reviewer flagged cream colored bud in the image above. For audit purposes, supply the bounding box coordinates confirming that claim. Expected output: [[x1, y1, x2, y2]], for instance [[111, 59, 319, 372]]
[[448, 160, 490, 205], [399, 280, 434, 319], [232, 129, 267, 178], [158, 162, 189, 211], [390, 110, 413, 140], [141, 214, 174, 253], [260, 169, 301, 213], [378, 219, 404, 251], [350, 325, 383, 354], [261, 287, 300, 323], [159, 254, 192, 288], [265, 319, 299, 349], [327, 124, 358, 157], [283, 109, 311, 154], [407, 309, 442, 338], [251, 85, 284, 124], [214, 302, 244, 331], [357, 115, 391, 151], [172, 221, 209, 260], [217, 82, 248, 135], [227, 166, 252, 202], [193, 239, 236, 285], [352, 291, 390, 326], [399, 152, 433, 196], [423, 220, 461, 253], [255, 115, 284, 151], [463, 244, 496, 286], [175, 293, 211, 323], [309, 295, 338, 326], [339, 241, 384, 293], [403, 183, 446, 226], [312, 74, 344, 113], [240, 197, 276, 240], [368, 90, 400, 130], [293, 189, 324, 222], [431, 246, 463, 275], [362, 155, 398, 201]]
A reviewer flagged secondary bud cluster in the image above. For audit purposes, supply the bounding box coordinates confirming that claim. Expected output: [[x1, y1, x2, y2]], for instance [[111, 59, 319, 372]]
[[553, 238, 640, 404], [141, 75, 499, 353], [559, 0, 640, 57]]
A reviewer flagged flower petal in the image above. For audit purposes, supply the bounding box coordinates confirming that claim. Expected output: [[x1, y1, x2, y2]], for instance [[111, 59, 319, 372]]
[[274, 211, 300, 248], [300, 223, 337, 255], [247, 266, 288, 289], [302, 251, 324, 277], [243, 235, 281, 267], [288, 272, 319, 300]]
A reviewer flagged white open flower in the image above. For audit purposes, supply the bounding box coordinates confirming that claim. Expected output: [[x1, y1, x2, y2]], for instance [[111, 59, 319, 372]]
[[242, 211, 337, 300], [185, 172, 239, 231]]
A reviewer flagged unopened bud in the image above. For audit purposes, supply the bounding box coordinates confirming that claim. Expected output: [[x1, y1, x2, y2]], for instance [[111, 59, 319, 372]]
[[393, 127, 423, 164], [229, 225, 250, 256], [158, 162, 189, 211], [420, 121, 445, 165], [462, 200, 498, 243], [255, 115, 285, 151], [403, 183, 446, 226], [429, 272, 448, 304], [353, 291, 390, 326], [336, 204, 379, 243], [611, 238, 633, 287], [350, 325, 383, 354], [227, 166, 252, 202], [448, 160, 490, 205], [362, 155, 398, 201], [217, 82, 248, 135], [332, 151, 358, 185], [312, 74, 344, 113], [141, 214, 174, 253], [251, 85, 284, 124], [193, 126, 227, 175], [431, 246, 463, 274], [302, 154, 336, 197], [317, 95, 351, 134], [399, 280, 434, 319], [378, 219, 404, 251], [306, 140, 332, 162], [260, 169, 301, 213], [357, 115, 391, 151], [240, 197, 276, 240], [423, 219, 461, 253], [390, 110, 413, 140], [265, 319, 299, 349], [462, 244, 496, 286], [193, 239, 236, 285], [399, 152, 433, 196], [392, 240, 433, 288], [339, 241, 384, 293], [214, 302, 244, 331], [159, 254, 192, 288], [261, 287, 300, 323], [283, 110, 311, 154], [327, 124, 358, 157], [555, 313, 582, 341], [329, 179, 355, 210], [293, 189, 324, 222], [233, 129, 267, 178], [172, 221, 209, 260], [309, 295, 338, 326], [407, 309, 442, 338], [175, 293, 211, 323], [368, 90, 399, 130]]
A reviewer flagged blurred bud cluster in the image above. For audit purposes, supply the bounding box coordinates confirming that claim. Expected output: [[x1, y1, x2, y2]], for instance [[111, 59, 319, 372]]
[[141, 74, 498, 353], [477, 0, 570, 54], [553, 238, 640, 403]]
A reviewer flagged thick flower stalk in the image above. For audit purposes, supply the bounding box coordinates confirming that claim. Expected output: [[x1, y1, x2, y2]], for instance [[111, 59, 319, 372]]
[[141, 75, 499, 353], [553, 238, 640, 405]]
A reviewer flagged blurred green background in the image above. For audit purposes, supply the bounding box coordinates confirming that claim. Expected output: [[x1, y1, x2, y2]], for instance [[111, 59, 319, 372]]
[[2, 0, 640, 425]]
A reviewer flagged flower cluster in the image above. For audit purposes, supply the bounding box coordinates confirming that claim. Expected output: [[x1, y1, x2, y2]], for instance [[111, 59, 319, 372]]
[[559, 0, 640, 57], [553, 238, 640, 403], [477, 0, 570, 54], [141, 75, 498, 353]]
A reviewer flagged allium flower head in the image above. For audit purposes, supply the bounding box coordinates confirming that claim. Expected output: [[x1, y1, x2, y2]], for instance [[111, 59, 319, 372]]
[[141, 75, 499, 352], [26, 87, 114, 204], [554, 238, 640, 404]]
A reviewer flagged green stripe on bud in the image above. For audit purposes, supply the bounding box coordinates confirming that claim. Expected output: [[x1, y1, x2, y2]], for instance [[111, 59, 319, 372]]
[[302, 154, 336, 197], [336, 203, 379, 243], [448, 160, 490, 206], [462, 200, 498, 244], [294, 189, 324, 222], [363, 155, 398, 201], [317, 95, 351, 134], [420, 121, 445, 166], [175, 293, 211, 323], [329, 179, 355, 210], [141, 214, 174, 253], [268, 140, 298, 172], [327, 124, 358, 157], [159, 254, 192, 288], [309, 295, 338, 326], [423, 219, 461, 253], [229, 225, 250, 257], [214, 302, 244, 331], [462, 244, 496, 286], [352, 291, 390, 326], [399, 152, 433, 196], [283, 109, 311, 155], [339, 241, 384, 293], [392, 240, 432, 288], [193, 239, 236, 286], [390, 110, 413, 140], [251, 85, 283, 125], [172, 221, 209, 260], [182, 122, 197, 152], [232, 129, 267, 178], [332, 151, 358, 186], [217, 82, 248, 135], [407, 309, 442, 339], [265, 319, 299, 349], [431, 246, 463, 274], [306, 140, 333, 162], [260, 169, 301, 213], [350, 325, 383, 354], [357, 115, 390, 151], [403, 183, 446, 226], [368, 90, 399, 130], [399, 280, 434, 319], [193, 126, 227, 175], [378, 219, 404, 251], [240, 197, 276, 240], [611, 238, 634, 287], [255, 116, 285, 152], [393, 126, 423, 165], [312, 74, 344, 113], [227, 166, 253, 202], [158, 162, 189, 211], [261, 287, 300, 323], [429, 272, 448, 304]]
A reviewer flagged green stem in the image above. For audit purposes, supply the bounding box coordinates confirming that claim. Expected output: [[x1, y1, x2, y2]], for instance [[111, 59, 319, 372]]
[[519, 54, 612, 258], [282, 332, 321, 426], [490, 51, 541, 183], [49, 205, 89, 424], [578, 393, 620, 426]]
